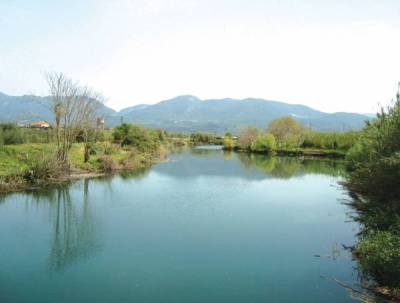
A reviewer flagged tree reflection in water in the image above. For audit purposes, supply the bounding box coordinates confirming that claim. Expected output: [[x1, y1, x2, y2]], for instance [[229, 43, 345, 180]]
[[237, 153, 346, 179], [22, 179, 102, 271], [49, 179, 101, 271]]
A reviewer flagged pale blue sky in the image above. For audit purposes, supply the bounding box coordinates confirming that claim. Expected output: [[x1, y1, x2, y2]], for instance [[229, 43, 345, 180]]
[[1, 0, 400, 112]]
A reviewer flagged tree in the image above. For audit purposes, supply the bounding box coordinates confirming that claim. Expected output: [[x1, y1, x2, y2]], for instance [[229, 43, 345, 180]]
[[46, 72, 104, 164], [112, 123, 161, 152], [238, 126, 259, 150], [267, 116, 304, 147], [223, 136, 235, 150], [347, 84, 400, 199], [250, 134, 276, 153]]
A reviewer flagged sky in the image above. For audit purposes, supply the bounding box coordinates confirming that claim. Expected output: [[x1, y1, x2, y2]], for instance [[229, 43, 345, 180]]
[[1, 0, 400, 113]]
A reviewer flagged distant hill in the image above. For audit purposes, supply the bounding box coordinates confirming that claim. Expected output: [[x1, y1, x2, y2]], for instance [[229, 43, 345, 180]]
[[0, 92, 370, 132], [0, 92, 117, 125], [119, 95, 370, 132]]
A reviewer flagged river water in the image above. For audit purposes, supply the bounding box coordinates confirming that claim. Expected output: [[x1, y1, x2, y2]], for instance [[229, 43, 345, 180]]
[[0, 147, 359, 302]]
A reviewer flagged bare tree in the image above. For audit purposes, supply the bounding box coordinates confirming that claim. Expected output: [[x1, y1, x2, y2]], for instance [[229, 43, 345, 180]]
[[238, 126, 259, 150], [46, 72, 104, 164]]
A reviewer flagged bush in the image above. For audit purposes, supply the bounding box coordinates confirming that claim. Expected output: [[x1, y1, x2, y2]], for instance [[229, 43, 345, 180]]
[[23, 153, 67, 183], [103, 144, 114, 155], [349, 154, 400, 200], [345, 142, 368, 170], [97, 155, 117, 173], [302, 131, 359, 151], [223, 137, 235, 150], [281, 133, 302, 149], [250, 134, 276, 153], [355, 230, 400, 287], [346, 88, 400, 290], [347, 97, 400, 198], [0, 124, 24, 145], [112, 124, 161, 152]]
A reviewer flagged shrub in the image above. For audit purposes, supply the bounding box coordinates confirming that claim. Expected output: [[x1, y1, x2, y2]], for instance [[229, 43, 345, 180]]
[[23, 153, 67, 183], [346, 142, 370, 170], [112, 123, 131, 143], [250, 134, 276, 153], [112, 124, 161, 152], [281, 133, 301, 149], [97, 155, 117, 173], [347, 96, 400, 198], [302, 131, 359, 151], [346, 88, 400, 290], [103, 144, 114, 155], [223, 137, 235, 150], [0, 123, 24, 145], [355, 230, 400, 287]]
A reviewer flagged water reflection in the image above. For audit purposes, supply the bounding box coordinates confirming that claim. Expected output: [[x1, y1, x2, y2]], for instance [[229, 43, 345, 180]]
[[237, 153, 346, 179], [19, 179, 102, 271], [49, 179, 101, 271], [155, 149, 346, 180]]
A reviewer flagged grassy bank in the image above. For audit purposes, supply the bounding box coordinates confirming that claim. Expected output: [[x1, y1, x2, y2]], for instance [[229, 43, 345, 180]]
[[0, 142, 166, 193]]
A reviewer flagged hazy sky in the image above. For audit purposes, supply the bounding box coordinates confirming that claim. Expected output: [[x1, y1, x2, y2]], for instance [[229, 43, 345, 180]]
[[1, 0, 400, 113]]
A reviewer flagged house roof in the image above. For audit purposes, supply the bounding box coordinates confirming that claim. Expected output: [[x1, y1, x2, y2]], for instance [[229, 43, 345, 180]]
[[30, 121, 51, 127]]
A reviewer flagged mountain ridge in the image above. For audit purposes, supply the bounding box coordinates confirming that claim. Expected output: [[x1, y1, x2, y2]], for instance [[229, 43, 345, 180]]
[[0, 92, 370, 132]]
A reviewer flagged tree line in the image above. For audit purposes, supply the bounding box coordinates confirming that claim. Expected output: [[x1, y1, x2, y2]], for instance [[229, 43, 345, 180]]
[[223, 116, 359, 155]]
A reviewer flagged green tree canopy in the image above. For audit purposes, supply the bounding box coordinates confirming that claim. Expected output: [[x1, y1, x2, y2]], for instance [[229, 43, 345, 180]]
[[250, 134, 276, 154], [267, 116, 304, 147]]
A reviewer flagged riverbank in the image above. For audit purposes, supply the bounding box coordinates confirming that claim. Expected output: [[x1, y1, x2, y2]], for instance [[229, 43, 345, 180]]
[[275, 148, 346, 159], [223, 146, 346, 159], [0, 142, 167, 193]]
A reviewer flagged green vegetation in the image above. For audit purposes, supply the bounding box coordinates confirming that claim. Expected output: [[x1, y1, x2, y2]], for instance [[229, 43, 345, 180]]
[[345, 87, 400, 298], [267, 116, 303, 148], [0, 134, 167, 193], [190, 132, 221, 145], [0, 73, 173, 193], [223, 116, 358, 158], [112, 123, 167, 152], [223, 133, 235, 150], [237, 126, 259, 150], [251, 134, 276, 153], [0, 123, 54, 145], [355, 231, 400, 287], [303, 131, 358, 151]]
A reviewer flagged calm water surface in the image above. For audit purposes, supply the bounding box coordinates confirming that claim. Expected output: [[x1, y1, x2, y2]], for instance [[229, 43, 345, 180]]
[[0, 148, 359, 303]]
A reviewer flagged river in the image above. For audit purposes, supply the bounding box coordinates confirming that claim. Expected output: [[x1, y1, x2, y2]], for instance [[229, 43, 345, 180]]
[[0, 147, 360, 303]]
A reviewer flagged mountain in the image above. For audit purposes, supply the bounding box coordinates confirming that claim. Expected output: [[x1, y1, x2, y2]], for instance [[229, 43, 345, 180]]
[[0, 92, 370, 132], [120, 95, 370, 132], [0, 92, 116, 125]]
